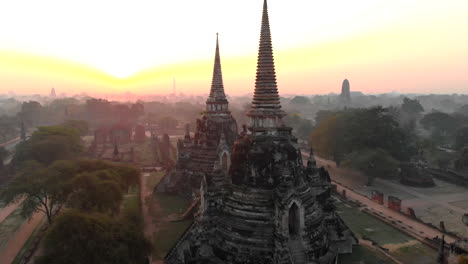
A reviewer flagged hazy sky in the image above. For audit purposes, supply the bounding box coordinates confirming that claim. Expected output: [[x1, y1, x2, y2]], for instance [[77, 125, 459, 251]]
[[0, 0, 467, 95]]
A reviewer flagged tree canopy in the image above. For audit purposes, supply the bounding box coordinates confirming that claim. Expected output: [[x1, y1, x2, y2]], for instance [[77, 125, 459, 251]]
[[284, 113, 313, 140], [0, 159, 140, 223], [310, 107, 415, 166], [36, 210, 151, 264], [342, 148, 399, 183], [455, 126, 468, 150], [455, 148, 468, 172], [0, 147, 9, 168], [61, 120, 89, 136], [0, 161, 67, 223], [13, 125, 83, 166], [401, 97, 424, 116], [420, 112, 460, 136]]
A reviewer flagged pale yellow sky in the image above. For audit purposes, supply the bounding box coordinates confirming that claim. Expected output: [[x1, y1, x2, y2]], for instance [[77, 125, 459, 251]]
[[0, 0, 467, 95]]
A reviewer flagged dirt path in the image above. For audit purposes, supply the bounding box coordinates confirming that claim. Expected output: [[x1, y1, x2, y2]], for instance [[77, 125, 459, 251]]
[[0, 211, 44, 264], [141, 173, 155, 239], [0, 200, 23, 224], [141, 172, 170, 264]]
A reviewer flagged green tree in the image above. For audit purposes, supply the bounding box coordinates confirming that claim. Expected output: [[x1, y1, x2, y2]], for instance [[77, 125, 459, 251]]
[[62, 120, 89, 136], [455, 147, 468, 172], [19, 101, 42, 127], [0, 161, 68, 224], [401, 97, 424, 116], [0, 115, 20, 142], [0, 147, 9, 169], [36, 210, 151, 264], [67, 171, 123, 214], [455, 126, 468, 150], [311, 107, 415, 166], [74, 159, 140, 188], [310, 113, 347, 166], [347, 107, 414, 161], [457, 104, 468, 115], [342, 148, 399, 185], [284, 113, 313, 140], [13, 125, 83, 165], [420, 112, 459, 136]]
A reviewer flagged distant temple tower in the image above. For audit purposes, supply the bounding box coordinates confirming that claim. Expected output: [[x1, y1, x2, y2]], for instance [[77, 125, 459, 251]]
[[340, 79, 351, 106], [165, 1, 355, 263], [50, 87, 56, 97]]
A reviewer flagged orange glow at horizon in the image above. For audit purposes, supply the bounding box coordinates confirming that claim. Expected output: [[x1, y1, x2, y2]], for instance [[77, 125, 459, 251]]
[[0, 0, 468, 96]]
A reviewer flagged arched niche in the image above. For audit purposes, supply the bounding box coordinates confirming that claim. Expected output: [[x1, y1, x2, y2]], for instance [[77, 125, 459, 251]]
[[289, 202, 300, 237], [219, 151, 230, 171], [284, 200, 305, 239]]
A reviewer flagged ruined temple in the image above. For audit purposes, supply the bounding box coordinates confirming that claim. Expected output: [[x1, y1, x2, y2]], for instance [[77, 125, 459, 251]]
[[165, 1, 355, 263], [156, 34, 238, 196], [340, 79, 351, 107]]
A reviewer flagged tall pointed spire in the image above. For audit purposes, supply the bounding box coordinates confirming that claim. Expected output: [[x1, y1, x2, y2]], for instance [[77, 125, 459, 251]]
[[206, 33, 229, 113], [248, 0, 286, 131]]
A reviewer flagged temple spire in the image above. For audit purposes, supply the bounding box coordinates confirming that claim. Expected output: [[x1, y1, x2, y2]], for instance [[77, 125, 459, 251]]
[[206, 33, 228, 112], [247, 0, 286, 131]]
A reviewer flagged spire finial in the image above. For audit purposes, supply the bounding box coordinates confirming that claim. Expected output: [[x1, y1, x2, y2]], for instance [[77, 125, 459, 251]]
[[206, 33, 228, 112], [247, 0, 286, 130]]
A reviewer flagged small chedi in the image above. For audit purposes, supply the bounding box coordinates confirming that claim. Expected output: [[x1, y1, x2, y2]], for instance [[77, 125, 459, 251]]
[[165, 1, 355, 263], [155, 34, 238, 196]]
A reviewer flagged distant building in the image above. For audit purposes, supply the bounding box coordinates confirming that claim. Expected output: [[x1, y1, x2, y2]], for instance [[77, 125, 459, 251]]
[[340, 79, 351, 106], [50, 87, 56, 97]]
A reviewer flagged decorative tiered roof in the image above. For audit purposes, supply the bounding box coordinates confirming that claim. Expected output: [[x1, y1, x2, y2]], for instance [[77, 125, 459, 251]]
[[206, 34, 229, 112], [248, 0, 286, 122]]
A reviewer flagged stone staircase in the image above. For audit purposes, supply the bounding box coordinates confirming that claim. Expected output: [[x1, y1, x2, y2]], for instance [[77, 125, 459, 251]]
[[289, 239, 307, 264]]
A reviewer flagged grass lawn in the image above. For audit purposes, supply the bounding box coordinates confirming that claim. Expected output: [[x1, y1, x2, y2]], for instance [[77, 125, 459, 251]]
[[121, 185, 141, 218], [146, 172, 165, 191], [391, 243, 438, 264], [0, 205, 27, 250], [335, 199, 438, 263], [152, 220, 192, 259], [339, 245, 393, 264], [335, 201, 412, 245], [151, 192, 192, 260], [154, 193, 191, 216]]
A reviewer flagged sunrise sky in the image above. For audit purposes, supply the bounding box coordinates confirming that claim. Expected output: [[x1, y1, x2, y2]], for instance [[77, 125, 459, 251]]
[[0, 0, 467, 96]]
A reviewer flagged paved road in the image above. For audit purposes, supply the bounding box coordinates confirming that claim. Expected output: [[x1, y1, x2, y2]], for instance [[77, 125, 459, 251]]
[[0, 137, 20, 148], [0, 211, 44, 264], [2, 137, 21, 165], [302, 152, 458, 245], [376, 179, 468, 215], [0, 199, 25, 224]]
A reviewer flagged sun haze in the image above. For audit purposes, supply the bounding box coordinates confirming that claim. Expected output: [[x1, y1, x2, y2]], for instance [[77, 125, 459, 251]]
[[0, 0, 467, 95]]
